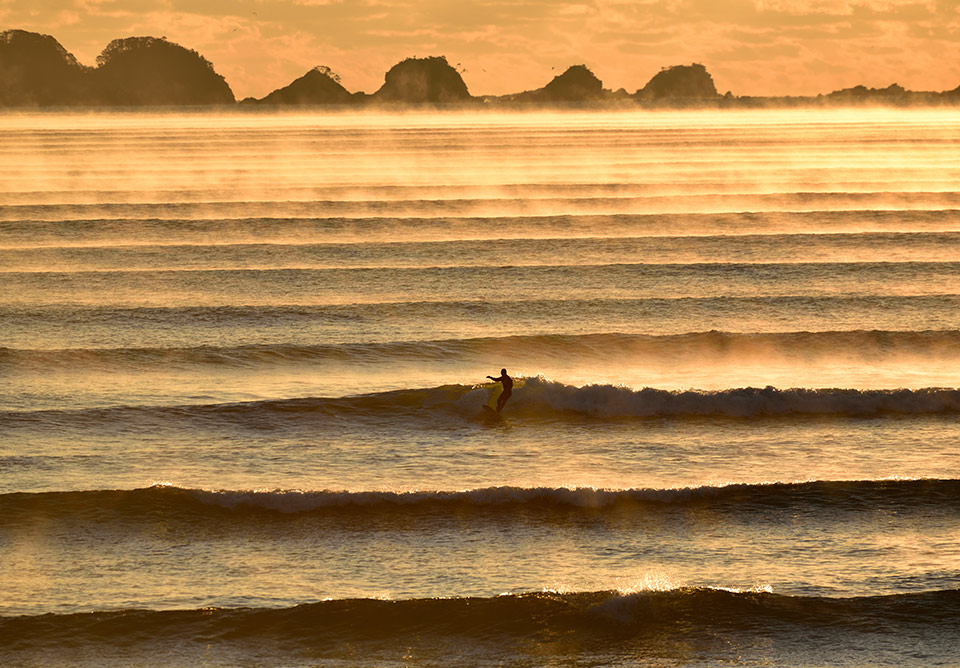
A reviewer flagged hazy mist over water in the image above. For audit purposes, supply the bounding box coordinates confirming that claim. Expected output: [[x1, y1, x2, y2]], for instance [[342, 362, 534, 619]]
[[2, 108, 960, 666]]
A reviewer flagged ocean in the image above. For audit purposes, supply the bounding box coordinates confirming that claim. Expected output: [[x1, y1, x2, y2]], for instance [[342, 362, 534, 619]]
[[1, 107, 959, 666]]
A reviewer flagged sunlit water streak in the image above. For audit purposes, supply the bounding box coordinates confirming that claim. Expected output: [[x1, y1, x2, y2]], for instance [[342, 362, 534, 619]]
[[1, 108, 959, 667]]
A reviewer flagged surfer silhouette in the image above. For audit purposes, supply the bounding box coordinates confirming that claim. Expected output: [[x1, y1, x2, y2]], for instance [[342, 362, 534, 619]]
[[486, 368, 513, 413]]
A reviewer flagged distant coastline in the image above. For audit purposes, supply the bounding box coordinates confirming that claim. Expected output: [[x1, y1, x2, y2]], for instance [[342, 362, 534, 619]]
[[3, 29, 959, 108]]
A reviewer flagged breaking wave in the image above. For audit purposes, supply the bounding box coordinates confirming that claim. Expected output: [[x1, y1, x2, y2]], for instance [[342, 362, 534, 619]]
[[4, 190, 960, 224], [3, 329, 960, 372], [2, 588, 958, 650], [3, 378, 959, 429], [3, 209, 959, 249], [3, 478, 958, 525]]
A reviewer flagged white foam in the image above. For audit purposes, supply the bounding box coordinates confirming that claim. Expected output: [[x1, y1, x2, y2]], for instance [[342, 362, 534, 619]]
[[507, 376, 960, 418]]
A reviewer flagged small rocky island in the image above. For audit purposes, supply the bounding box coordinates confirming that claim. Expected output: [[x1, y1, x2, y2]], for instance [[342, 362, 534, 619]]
[[2, 29, 958, 108]]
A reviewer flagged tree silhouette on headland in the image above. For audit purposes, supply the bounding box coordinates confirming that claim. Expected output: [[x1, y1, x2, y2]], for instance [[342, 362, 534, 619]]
[[0, 30, 91, 105], [0, 30, 233, 106], [3, 29, 960, 108], [93, 36, 234, 105], [372, 56, 471, 104], [249, 66, 353, 105], [635, 63, 719, 101], [504, 64, 616, 104]]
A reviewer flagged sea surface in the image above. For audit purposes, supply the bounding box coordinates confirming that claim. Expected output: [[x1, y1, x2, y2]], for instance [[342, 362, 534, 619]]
[[2, 107, 960, 666]]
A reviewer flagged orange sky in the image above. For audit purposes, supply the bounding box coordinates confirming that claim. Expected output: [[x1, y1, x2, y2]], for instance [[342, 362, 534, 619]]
[[3, 0, 960, 99]]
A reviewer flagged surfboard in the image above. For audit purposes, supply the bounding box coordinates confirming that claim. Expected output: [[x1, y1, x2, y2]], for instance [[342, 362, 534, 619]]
[[480, 404, 506, 422]]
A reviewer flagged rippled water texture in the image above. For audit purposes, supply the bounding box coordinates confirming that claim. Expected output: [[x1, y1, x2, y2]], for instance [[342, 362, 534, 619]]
[[2, 108, 959, 666]]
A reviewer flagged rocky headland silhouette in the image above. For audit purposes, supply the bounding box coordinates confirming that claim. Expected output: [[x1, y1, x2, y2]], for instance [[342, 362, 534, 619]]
[[242, 66, 353, 105], [498, 64, 615, 104], [93, 36, 233, 105], [0, 30, 233, 106], [373, 56, 471, 104], [637, 63, 718, 102], [3, 29, 959, 108]]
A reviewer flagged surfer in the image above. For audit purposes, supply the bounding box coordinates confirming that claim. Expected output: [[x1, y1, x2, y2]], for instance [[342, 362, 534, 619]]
[[486, 368, 513, 413]]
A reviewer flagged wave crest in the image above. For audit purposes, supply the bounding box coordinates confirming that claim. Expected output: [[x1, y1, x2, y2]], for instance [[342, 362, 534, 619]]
[[4, 379, 960, 428], [3, 478, 958, 524], [509, 377, 960, 418], [2, 588, 958, 649], [4, 329, 960, 371]]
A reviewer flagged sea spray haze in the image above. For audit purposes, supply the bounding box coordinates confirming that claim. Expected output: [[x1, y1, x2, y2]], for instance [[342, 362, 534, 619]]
[[2, 108, 960, 667]]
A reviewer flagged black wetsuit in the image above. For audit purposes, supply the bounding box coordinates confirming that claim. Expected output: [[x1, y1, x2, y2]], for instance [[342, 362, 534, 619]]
[[494, 374, 512, 412]]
